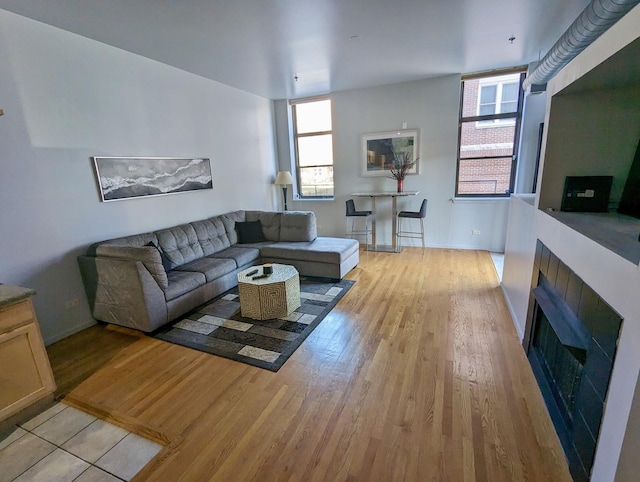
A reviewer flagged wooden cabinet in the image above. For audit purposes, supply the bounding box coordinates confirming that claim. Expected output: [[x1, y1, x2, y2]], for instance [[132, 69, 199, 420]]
[[0, 288, 56, 423]]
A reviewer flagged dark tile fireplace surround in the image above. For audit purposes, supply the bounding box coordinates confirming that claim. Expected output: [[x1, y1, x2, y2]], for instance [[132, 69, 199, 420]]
[[525, 241, 623, 481]]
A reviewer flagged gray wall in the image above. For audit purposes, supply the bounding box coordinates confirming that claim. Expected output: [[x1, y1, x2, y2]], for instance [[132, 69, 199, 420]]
[[539, 86, 640, 210], [0, 10, 279, 344], [275, 76, 511, 251]]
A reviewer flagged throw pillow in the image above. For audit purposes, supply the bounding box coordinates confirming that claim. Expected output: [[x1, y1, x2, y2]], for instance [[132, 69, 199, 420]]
[[235, 220, 266, 244], [146, 241, 172, 272]]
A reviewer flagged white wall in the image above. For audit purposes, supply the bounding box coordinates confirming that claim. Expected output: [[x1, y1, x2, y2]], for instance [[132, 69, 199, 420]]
[[501, 194, 536, 339], [275, 76, 510, 252], [0, 10, 278, 344]]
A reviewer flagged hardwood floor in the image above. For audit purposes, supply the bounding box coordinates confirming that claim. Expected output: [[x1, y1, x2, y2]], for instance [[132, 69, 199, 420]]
[[47, 248, 571, 481]]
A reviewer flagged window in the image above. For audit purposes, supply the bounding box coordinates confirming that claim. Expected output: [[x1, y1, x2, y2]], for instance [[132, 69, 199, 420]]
[[291, 97, 334, 198], [456, 70, 525, 196]]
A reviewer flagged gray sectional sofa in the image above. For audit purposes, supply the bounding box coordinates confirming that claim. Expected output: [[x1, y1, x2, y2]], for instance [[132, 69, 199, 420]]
[[78, 210, 359, 333]]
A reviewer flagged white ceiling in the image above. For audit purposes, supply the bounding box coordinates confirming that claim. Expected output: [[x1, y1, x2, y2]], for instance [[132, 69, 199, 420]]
[[0, 0, 592, 100]]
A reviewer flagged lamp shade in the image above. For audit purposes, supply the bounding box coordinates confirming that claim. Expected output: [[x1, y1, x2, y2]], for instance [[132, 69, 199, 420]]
[[274, 171, 294, 185]]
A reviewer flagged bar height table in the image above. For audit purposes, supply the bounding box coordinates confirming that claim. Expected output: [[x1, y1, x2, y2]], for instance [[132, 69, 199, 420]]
[[351, 191, 419, 252]]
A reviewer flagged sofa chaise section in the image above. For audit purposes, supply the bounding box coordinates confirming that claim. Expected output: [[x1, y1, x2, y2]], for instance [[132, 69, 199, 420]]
[[260, 238, 359, 279]]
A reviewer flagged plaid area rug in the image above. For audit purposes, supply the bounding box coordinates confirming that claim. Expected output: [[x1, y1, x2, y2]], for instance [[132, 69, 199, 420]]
[[154, 277, 354, 371]]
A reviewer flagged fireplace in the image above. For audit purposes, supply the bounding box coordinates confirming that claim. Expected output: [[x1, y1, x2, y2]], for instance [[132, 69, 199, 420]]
[[525, 241, 622, 481]]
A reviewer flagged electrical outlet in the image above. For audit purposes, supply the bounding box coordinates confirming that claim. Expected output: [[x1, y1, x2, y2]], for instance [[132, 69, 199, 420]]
[[65, 298, 79, 309], [472, 230, 481, 235]]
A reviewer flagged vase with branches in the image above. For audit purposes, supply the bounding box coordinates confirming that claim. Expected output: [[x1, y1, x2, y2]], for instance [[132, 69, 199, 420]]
[[388, 151, 417, 192]]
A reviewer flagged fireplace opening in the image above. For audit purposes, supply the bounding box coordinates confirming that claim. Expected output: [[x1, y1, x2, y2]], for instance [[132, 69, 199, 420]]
[[532, 310, 586, 428]]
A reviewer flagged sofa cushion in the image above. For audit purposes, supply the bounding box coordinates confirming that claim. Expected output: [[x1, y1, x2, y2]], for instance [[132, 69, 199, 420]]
[[175, 257, 236, 282], [260, 237, 359, 264], [211, 246, 261, 268], [95, 244, 169, 289], [246, 211, 281, 241], [155, 224, 204, 269], [145, 241, 172, 272], [222, 210, 246, 245], [165, 270, 206, 301], [191, 217, 231, 255], [236, 220, 266, 244], [280, 211, 318, 242]]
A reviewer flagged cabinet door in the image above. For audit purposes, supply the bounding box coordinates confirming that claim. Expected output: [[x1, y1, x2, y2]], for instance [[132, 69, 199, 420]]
[[0, 322, 56, 421]]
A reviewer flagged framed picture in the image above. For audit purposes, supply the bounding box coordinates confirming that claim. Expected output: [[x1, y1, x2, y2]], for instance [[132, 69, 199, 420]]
[[361, 129, 419, 177], [93, 157, 213, 202]]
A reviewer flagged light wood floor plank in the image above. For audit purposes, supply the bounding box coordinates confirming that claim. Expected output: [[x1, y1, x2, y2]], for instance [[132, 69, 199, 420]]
[[47, 248, 571, 481]]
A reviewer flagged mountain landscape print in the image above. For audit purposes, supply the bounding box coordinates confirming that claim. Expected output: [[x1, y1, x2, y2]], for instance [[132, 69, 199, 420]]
[[93, 157, 213, 201]]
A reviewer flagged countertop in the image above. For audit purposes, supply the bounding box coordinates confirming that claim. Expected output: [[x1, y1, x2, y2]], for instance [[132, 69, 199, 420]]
[[0, 284, 36, 308]]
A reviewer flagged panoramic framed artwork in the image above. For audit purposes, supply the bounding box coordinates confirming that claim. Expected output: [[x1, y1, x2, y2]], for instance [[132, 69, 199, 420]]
[[361, 129, 419, 177], [92, 157, 213, 202]]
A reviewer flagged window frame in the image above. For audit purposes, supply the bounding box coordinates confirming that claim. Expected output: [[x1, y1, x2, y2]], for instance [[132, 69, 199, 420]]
[[455, 68, 526, 198], [290, 96, 334, 200]]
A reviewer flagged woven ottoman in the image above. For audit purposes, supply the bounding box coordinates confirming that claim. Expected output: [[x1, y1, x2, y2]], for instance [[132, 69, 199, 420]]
[[237, 264, 301, 320]]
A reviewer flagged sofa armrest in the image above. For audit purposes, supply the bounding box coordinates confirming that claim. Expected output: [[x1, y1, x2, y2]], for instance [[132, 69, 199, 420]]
[[93, 257, 168, 332], [96, 244, 168, 289]]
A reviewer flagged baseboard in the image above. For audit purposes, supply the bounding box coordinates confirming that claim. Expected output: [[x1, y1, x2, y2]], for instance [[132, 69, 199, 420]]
[[44, 319, 97, 346], [423, 243, 492, 251], [500, 283, 524, 341], [366, 241, 500, 251]]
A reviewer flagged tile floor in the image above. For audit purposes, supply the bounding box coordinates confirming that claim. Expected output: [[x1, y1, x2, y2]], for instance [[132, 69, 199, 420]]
[[0, 402, 162, 482]]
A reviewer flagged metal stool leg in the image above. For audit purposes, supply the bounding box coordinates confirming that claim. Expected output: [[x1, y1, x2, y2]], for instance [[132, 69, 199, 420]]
[[364, 216, 369, 250], [397, 216, 426, 250], [346, 215, 372, 249]]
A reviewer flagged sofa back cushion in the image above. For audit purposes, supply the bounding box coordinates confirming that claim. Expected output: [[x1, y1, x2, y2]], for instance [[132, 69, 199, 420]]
[[155, 224, 203, 269], [222, 210, 246, 245], [280, 211, 317, 242], [191, 216, 231, 256], [246, 211, 281, 241]]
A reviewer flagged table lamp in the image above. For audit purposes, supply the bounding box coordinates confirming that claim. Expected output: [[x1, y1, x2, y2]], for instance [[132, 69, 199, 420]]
[[274, 171, 294, 211]]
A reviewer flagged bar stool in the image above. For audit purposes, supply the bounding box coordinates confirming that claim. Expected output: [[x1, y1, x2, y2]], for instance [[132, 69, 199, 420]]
[[397, 199, 427, 249], [345, 199, 373, 249]]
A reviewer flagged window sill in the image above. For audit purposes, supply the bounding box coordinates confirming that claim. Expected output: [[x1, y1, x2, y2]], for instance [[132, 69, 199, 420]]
[[451, 197, 511, 203], [293, 197, 335, 202]]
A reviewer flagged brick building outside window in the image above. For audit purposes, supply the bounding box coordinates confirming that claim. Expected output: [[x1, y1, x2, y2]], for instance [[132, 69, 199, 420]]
[[456, 70, 525, 196]]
